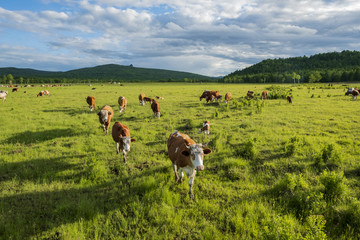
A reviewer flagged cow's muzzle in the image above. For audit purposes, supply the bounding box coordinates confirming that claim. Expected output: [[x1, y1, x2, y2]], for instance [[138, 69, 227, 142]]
[[196, 165, 204, 171]]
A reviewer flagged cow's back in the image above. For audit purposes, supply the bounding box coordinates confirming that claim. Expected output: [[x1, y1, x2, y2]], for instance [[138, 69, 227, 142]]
[[112, 122, 130, 142], [87, 96, 95, 105], [101, 105, 114, 115], [118, 97, 127, 106], [168, 131, 195, 167]]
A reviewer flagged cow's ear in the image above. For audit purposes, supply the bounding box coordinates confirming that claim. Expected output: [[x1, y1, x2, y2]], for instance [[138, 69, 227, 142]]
[[181, 150, 190, 156], [203, 148, 212, 155], [131, 138, 136, 142]]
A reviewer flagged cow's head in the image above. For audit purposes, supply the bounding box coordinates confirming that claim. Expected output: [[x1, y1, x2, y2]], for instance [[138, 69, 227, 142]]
[[98, 110, 111, 122], [182, 143, 212, 171]]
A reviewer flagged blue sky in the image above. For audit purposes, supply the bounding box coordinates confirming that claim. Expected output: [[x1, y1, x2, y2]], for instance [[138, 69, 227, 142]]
[[1, 0, 360, 76]]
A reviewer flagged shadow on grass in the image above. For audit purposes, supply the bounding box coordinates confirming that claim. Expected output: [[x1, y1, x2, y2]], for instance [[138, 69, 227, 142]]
[[4, 128, 78, 145], [42, 107, 94, 116]]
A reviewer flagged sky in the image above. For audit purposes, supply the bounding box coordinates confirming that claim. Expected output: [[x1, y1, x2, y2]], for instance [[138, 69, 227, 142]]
[[1, 0, 360, 76]]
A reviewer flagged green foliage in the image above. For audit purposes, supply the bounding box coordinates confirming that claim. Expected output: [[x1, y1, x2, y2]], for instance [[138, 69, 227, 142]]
[[235, 139, 257, 160], [320, 171, 347, 203]]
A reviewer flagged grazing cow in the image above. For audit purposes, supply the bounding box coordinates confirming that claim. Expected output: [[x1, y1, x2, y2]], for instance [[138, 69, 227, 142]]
[[139, 93, 146, 106], [86, 96, 96, 111], [112, 122, 136, 163], [118, 96, 127, 113], [144, 97, 154, 103], [224, 92, 232, 104], [167, 130, 212, 198], [44, 90, 50, 96], [37, 91, 44, 97], [247, 91, 254, 99], [351, 89, 359, 100], [12, 88, 18, 92], [261, 91, 268, 100], [151, 99, 160, 118], [200, 90, 220, 102], [198, 121, 210, 136], [98, 105, 114, 135], [345, 88, 358, 96], [156, 96, 164, 100], [0, 90, 8, 102], [287, 96, 293, 104]]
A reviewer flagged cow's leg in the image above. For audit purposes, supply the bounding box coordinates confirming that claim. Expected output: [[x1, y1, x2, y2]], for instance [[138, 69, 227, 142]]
[[188, 170, 197, 199], [178, 169, 184, 183], [102, 124, 106, 132], [172, 163, 179, 182], [123, 149, 127, 163], [116, 142, 120, 154]]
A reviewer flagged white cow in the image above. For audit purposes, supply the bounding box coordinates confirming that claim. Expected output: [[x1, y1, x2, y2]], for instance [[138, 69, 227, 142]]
[[0, 90, 8, 102]]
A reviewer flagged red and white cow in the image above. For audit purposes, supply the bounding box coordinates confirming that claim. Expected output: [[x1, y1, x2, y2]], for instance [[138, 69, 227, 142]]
[[351, 89, 359, 100], [200, 90, 220, 102], [37, 91, 44, 97], [118, 96, 127, 113], [167, 130, 212, 198], [112, 122, 136, 163], [86, 96, 96, 111], [97, 105, 114, 135], [151, 99, 160, 118], [44, 90, 50, 96], [198, 121, 210, 136], [139, 93, 146, 106], [224, 92, 232, 104], [287, 96, 293, 104]]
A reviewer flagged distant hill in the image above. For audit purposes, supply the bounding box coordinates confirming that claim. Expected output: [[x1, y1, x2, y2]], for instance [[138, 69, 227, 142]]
[[224, 50, 360, 83], [0, 64, 216, 83]]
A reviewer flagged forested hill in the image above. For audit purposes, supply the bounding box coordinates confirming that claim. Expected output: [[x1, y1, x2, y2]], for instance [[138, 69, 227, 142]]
[[0, 64, 215, 83], [224, 50, 360, 83]]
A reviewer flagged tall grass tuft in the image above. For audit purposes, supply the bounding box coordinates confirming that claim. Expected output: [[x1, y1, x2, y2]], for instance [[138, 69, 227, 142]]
[[235, 139, 257, 160], [320, 170, 347, 204]]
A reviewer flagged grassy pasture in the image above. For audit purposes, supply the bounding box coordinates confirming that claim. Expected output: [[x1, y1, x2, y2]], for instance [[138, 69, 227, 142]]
[[1, 83, 360, 239]]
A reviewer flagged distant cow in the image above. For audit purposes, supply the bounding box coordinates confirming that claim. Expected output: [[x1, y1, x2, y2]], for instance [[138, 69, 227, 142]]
[[118, 96, 127, 113], [151, 99, 160, 118], [0, 90, 8, 102], [287, 96, 292, 104], [97, 105, 114, 135], [86, 96, 96, 111], [198, 121, 210, 136], [156, 96, 164, 100], [352, 89, 360, 100], [12, 88, 18, 92], [261, 91, 268, 100], [247, 91, 254, 99], [200, 90, 220, 102], [37, 91, 44, 97], [112, 122, 136, 163], [224, 92, 232, 104], [44, 90, 50, 96], [139, 93, 146, 106], [144, 97, 154, 103], [345, 88, 358, 96], [167, 130, 212, 198]]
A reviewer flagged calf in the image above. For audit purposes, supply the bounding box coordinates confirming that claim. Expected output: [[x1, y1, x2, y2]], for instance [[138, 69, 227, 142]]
[[198, 121, 210, 136], [97, 105, 114, 135], [86, 96, 96, 111], [247, 91, 254, 99], [151, 99, 160, 118], [139, 93, 145, 106], [167, 130, 212, 198], [224, 92, 232, 104], [118, 96, 127, 113], [112, 122, 136, 163], [261, 91, 268, 100], [0, 90, 8, 102], [287, 96, 293, 104]]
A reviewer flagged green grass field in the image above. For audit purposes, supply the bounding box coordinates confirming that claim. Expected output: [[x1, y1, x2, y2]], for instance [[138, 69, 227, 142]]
[[1, 83, 360, 239]]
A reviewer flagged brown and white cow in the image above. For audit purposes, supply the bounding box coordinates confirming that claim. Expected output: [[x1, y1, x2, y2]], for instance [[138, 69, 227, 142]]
[[86, 96, 96, 111], [198, 121, 210, 136], [200, 90, 220, 102], [37, 91, 44, 97], [287, 96, 293, 104], [118, 96, 127, 113], [224, 92, 232, 104], [97, 105, 114, 135], [151, 99, 160, 118], [12, 88, 18, 92], [261, 91, 268, 100], [144, 97, 154, 103], [351, 89, 359, 100], [139, 93, 146, 106], [167, 130, 212, 198], [112, 122, 136, 162], [247, 91, 254, 99], [44, 90, 50, 96], [0, 90, 8, 102], [156, 96, 164, 100]]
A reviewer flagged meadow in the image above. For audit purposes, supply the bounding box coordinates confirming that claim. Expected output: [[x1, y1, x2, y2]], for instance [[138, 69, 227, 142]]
[[1, 82, 360, 239]]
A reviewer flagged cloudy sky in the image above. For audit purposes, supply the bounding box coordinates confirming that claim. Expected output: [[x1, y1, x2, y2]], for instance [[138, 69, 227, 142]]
[[0, 0, 360, 76]]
